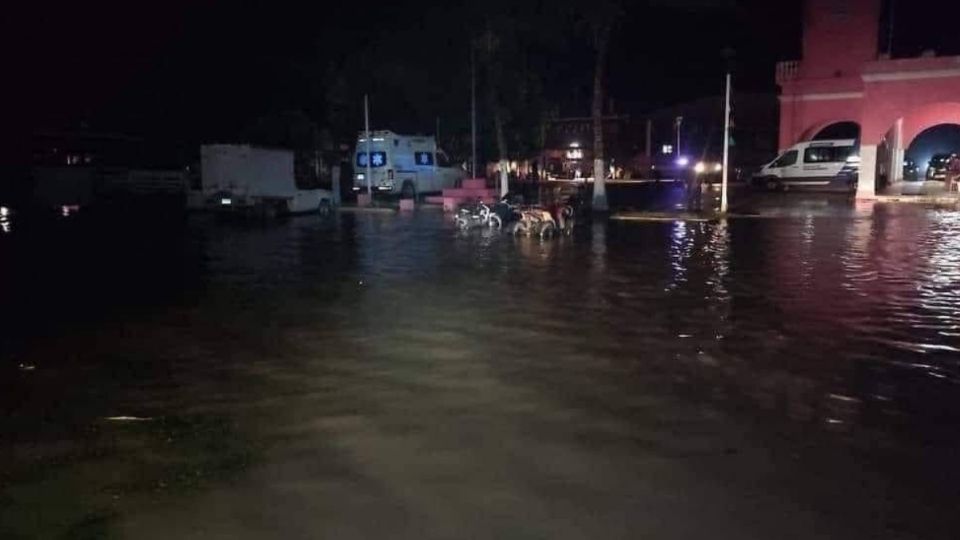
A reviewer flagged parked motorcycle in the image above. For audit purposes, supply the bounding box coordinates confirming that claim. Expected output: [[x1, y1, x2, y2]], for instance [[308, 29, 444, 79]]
[[510, 207, 557, 239], [454, 200, 501, 229]]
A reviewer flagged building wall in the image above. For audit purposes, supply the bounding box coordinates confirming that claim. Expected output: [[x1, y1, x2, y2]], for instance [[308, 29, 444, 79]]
[[779, 1, 960, 150], [777, 0, 960, 196], [801, 0, 881, 80], [858, 61, 960, 144]]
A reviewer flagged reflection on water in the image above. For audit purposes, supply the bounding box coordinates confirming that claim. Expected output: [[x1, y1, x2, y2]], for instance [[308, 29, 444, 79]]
[[2, 201, 960, 538]]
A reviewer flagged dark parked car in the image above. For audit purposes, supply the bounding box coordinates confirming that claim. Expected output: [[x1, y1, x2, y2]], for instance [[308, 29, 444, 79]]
[[926, 153, 958, 181], [903, 158, 919, 181]]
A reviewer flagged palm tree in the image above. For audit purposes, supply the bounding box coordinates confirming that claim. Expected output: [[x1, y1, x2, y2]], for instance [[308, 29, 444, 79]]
[[589, 5, 619, 211], [478, 29, 511, 198]]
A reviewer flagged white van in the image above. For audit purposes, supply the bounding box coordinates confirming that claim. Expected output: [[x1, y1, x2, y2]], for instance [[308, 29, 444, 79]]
[[352, 131, 465, 198], [753, 139, 860, 191]]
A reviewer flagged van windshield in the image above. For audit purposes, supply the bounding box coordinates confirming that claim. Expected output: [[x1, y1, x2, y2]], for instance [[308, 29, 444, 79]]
[[772, 150, 798, 167], [356, 152, 387, 168]]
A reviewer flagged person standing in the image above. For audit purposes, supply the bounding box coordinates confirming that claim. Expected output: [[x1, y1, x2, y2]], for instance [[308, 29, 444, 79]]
[[686, 170, 703, 212], [946, 153, 960, 193]]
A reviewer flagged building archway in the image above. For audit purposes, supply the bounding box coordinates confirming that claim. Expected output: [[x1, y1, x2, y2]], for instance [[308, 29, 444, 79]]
[[873, 103, 960, 194], [906, 124, 960, 181], [799, 120, 860, 143], [810, 121, 860, 141], [900, 102, 960, 150]]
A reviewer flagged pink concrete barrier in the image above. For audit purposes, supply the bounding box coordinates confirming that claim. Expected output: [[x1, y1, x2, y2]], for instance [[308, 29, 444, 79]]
[[462, 178, 488, 190], [441, 188, 498, 199], [443, 198, 459, 212]]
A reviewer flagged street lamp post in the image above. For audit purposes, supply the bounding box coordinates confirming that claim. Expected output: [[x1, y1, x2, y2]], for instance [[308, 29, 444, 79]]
[[364, 94, 372, 199], [471, 44, 478, 179], [675, 116, 683, 158], [720, 72, 731, 214]]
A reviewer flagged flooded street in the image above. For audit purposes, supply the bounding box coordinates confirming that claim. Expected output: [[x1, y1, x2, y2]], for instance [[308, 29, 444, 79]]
[[2, 193, 960, 538]]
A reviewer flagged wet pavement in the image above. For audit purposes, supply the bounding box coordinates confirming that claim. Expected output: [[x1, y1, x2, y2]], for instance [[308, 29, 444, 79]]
[[2, 186, 960, 538]]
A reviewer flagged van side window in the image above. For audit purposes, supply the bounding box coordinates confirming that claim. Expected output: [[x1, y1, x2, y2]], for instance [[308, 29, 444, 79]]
[[804, 146, 851, 163], [773, 150, 798, 167], [436, 150, 451, 167], [415, 152, 434, 166]]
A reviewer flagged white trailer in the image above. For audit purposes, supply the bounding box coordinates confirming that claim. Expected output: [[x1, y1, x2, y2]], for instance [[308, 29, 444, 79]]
[[196, 144, 332, 215]]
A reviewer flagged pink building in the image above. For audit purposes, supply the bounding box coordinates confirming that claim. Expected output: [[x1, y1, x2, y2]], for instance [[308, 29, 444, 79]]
[[777, 0, 960, 197]]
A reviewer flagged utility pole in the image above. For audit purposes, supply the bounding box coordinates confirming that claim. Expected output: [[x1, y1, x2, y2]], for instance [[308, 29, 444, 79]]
[[471, 45, 478, 179], [720, 72, 732, 214], [675, 116, 683, 158], [645, 118, 652, 159], [364, 94, 372, 198]]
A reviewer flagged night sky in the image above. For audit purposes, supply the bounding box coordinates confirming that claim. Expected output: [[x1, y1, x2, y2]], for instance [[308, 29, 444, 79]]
[[8, 0, 960, 156]]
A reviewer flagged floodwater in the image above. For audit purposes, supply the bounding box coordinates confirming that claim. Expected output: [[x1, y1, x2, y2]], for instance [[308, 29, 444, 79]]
[[2, 192, 960, 539]]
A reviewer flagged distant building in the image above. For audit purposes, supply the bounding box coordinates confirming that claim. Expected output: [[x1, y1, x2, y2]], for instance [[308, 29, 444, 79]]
[[643, 93, 779, 179], [25, 130, 186, 209], [486, 94, 777, 183], [540, 114, 634, 180]]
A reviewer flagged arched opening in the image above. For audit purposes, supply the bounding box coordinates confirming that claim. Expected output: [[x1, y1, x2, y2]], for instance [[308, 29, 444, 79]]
[[875, 103, 960, 196], [905, 124, 960, 182], [810, 121, 861, 141]]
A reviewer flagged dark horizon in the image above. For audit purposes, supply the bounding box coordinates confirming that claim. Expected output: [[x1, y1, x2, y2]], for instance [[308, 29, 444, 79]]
[[8, 0, 960, 153]]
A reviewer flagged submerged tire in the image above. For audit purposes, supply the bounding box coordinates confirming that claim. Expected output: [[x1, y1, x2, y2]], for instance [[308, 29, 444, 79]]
[[539, 221, 556, 239], [488, 214, 502, 229], [511, 220, 529, 236]]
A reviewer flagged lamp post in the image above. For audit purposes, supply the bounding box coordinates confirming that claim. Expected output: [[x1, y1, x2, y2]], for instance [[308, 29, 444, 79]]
[[364, 94, 372, 199], [720, 72, 732, 214], [675, 116, 683, 158], [471, 44, 478, 179]]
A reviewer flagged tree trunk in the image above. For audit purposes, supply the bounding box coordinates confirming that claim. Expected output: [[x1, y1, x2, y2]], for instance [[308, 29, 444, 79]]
[[479, 28, 510, 199], [494, 109, 509, 198], [591, 23, 611, 212]]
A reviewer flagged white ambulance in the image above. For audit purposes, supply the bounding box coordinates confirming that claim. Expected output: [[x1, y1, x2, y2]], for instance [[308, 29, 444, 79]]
[[753, 139, 860, 191], [352, 131, 464, 198]]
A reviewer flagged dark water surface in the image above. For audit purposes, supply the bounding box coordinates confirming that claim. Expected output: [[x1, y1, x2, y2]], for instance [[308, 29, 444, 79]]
[[2, 199, 960, 538]]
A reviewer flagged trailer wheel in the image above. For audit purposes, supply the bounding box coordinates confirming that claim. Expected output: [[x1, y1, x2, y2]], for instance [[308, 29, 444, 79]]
[[318, 199, 332, 215], [260, 202, 278, 219]]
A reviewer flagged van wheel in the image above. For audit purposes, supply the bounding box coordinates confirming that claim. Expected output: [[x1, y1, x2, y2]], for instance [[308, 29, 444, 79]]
[[401, 181, 416, 200], [765, 178, 779, 191], [260, 202, 278, 219]]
